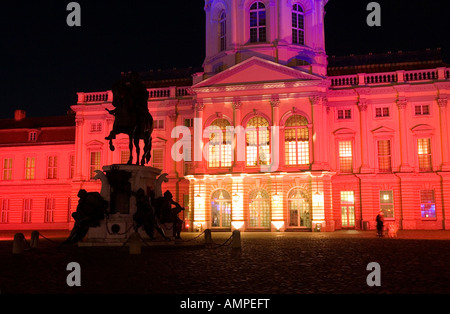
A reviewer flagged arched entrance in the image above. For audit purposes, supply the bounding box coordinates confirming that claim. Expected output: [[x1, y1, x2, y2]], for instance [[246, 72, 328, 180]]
[[287, 188, 311, 228]]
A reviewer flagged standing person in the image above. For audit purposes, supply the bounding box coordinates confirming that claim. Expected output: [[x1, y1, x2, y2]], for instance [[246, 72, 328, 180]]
[[376, 211, 385, 237]]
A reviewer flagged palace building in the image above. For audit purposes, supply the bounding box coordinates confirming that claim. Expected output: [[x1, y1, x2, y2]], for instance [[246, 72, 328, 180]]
[[1, 0, 450, 232]]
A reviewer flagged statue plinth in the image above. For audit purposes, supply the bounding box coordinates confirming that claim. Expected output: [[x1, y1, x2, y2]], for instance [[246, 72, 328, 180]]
[[78, 164, 168, 247]]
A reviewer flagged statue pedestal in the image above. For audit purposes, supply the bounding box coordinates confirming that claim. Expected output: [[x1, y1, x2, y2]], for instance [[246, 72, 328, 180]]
[[78, 164, 168, 247]]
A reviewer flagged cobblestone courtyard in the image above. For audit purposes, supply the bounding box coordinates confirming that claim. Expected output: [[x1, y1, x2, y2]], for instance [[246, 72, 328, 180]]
[[1, 230, 449, 294]]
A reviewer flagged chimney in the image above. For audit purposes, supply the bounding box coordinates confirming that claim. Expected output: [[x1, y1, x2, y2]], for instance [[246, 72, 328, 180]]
[[14, 110, 26, 121]]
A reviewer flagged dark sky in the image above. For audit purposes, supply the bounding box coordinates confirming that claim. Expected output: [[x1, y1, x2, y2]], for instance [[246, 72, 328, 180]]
[[0, 0, 449, 119]]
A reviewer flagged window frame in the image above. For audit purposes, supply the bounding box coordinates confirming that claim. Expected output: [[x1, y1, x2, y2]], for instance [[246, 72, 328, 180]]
[[206, 118, 233, 169], [379, 190, 395, 220], [219, 10, 227, 52], [25, 157, 36, 180], [249, 1, 267, 43], [245, 115, 271, 167], [420, 190, 436, 220], [2, 158, 13, 181], [292, 3, 305, 45], [284, 115, 310, 166]]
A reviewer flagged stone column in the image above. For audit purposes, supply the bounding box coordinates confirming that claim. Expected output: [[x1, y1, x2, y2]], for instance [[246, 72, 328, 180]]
[[233, 99, 245, 171], [194, 101, 205, 174], [397, 98, 412, 172], [310, 95, 326, 170], [438, 97, 450, 170], [74, 117, 84, 180], [358, 100, 371, 173], [271, 95, 281, 170]]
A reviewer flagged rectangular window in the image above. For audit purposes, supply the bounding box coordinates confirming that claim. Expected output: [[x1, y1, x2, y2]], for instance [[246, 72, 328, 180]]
[[337, 109, 352, 120], [415, 105, 430, 116], [339, 141, 353, 173], [377, 140, 392, 172], [47, 156, 58, 179], [380, 190, 394, 218], [90, 122, 103, 132], [418, 138, 432, 171], [90, 152, 101, 179], [420, 190, 436, 219], [23, 199, 32, 223], [151, 148, 164, 169], [69, 155, 75, 179], [28, 132, 37, 142], [154, 119, 165, 129], [45, 198, 55, 223], [375, 107, 390, 117], [120, 150, 130, 164], [25, 157, 35, 180], [1, 199, 9, 223], [2, 158, 12, 180], [184, 118, 194, 128]]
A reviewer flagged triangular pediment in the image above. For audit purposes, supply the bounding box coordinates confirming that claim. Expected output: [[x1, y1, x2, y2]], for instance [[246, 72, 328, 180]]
[[194, 57, 323, 88]]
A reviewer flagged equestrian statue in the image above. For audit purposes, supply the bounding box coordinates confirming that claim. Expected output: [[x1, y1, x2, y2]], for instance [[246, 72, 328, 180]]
[[105, 72, 153, 166]]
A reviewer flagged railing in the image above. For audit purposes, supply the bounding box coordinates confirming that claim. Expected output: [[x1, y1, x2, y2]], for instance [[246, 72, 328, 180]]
[[404, 69, 438, 82], [83, 92, 110, 102], [79, 86, 192, 104], [364, 72, 397, 84], [330, 67, 449, 87], [330, 75, 359, 87]]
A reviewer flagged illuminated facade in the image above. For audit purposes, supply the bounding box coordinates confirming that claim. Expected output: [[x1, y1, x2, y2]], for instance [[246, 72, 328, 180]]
[[1, 0, 450, 232]]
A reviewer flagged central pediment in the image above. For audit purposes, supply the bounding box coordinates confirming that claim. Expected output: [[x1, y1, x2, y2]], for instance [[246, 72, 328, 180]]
[[194, 57, 324, 89]]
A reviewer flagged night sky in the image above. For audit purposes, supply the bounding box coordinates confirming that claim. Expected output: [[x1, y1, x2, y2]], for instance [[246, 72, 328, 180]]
[[0, 0, 449, 119]]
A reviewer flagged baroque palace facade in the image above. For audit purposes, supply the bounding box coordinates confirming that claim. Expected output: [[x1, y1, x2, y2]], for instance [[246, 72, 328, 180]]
[[1, 0, 450, 232]]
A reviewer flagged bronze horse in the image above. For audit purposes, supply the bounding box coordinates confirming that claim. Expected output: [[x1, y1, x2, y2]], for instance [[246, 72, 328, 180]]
[[105, 75, 153, 166]]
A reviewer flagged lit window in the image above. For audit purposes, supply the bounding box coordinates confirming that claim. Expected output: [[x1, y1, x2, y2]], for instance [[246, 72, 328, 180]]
[[250, 2, 266, 43], [246, 116, 270, 166], [377, 140, 392, 173], [292, 3, 304, 45], [337, 109, 352, 120], [249, 189, 271, 228], [208, 119, 232, 168], [1, 199, 9, 223], [338, 141, 353, 173], [380, 190, 394, 218], [341, 191, 355, 227], [151, 148, 164, 170], [284, 115, 309, 165], [23, 199, 32, 223], [45, 198, 55, 223], [25, 157, 35, 180], [420, 190, 436, 219], [417, 138, 432, 171], [375, 107, 390, 117], [288, 188, 310, 227], [120, 150, 130, 164], [415, 105, 430, 116], [211, 189, 231, 228], [2, 158, 12, 180], [90, 152, 101, 179], [47, 156, 58, 179], [219, 11, 226, 51]]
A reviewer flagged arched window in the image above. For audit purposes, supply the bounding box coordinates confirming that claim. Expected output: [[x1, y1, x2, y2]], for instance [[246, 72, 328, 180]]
[[219, 11, 227, 51], [207, 118, 232, 168], [285, 115, 309, 165], [249, 189, 271, 228], [292, 3, 304, 45], [250, 2, 266, 43], [246, 116, 270, 166], [288, 188, 311, 227], [211, 189, 231, 227]]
